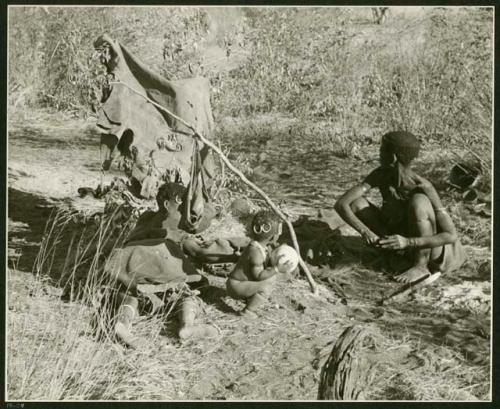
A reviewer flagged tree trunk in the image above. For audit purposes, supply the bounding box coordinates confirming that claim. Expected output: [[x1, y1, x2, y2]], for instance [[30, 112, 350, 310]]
[[317, 325, 377, 400]]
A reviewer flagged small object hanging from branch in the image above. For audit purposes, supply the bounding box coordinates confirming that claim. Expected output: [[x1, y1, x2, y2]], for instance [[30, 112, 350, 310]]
[[109, 80, 319, 294]]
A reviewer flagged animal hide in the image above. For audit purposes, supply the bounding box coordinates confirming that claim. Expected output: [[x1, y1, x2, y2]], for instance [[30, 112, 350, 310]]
[[94, 34, 215, 192]]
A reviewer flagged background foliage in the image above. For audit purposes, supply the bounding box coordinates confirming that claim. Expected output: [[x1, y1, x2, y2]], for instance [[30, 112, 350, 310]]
[[8, 6, 493, 173]]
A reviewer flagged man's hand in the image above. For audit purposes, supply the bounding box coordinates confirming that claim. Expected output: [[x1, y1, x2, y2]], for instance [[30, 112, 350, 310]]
[[378, 235, 410, 250], [362, 230, 380, 246]]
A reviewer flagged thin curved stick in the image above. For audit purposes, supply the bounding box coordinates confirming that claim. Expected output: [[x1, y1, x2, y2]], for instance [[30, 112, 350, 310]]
[[109, 80, 319, 294]]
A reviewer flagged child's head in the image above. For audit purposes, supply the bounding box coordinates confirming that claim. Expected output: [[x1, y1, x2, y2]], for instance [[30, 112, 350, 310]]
[[380, 131, 420, 168], [251, 210, 282, 242], [156, 182, 187, 212]]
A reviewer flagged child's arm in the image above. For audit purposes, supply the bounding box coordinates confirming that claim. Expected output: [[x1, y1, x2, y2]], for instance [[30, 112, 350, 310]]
[[247, 247, 278, 281], [257, 266, 280, 280]]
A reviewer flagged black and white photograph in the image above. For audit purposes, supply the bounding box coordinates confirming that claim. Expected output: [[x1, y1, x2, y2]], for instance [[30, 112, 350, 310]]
[[5, 5, 494, 402]]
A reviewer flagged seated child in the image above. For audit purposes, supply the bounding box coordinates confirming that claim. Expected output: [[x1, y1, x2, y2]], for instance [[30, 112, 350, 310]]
[[334, 131, 465, 283], [226, 210, 293, 318]]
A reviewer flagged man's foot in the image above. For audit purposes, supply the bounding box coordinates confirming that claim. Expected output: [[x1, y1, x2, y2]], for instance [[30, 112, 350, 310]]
[[239, 308, 258, 319], [114, 322, 141, 349], [179, 324, 219, 340], [394, 265, 431, 284]]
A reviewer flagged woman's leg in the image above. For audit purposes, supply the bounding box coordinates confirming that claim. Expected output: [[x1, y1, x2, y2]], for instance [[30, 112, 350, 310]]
[[182, 237, 240, 263], [394, 193, 442, 282], [178, 296, 218, 340], [114, 292, 140, 348], [408, 193, 443, 264]]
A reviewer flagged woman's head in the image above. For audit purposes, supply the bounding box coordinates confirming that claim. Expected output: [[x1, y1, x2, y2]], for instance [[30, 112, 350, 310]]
[[251, 210, 282, 242], [156, 182, 187, 212], [380, 131, 420, 168]]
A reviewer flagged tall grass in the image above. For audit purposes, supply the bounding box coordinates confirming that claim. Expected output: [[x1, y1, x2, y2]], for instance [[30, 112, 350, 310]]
[[8, 7, 212, 113], [7, 208, 176, 400]]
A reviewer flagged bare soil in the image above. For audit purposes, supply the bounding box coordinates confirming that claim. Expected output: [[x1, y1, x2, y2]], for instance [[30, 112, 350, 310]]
[[7, 112, 491, 400]]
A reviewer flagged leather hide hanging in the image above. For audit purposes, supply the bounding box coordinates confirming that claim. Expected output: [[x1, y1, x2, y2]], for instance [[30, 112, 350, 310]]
[[94, 34, 216, 197], [182, 140, 216, 233]]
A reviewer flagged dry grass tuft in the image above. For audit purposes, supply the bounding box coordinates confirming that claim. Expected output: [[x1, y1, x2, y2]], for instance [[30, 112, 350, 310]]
[[7, 207, 490, 400]]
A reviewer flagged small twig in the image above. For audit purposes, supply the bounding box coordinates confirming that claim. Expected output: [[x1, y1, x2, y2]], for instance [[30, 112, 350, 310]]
[[109, 80, 318, 294], [48, 40, 61, 67]]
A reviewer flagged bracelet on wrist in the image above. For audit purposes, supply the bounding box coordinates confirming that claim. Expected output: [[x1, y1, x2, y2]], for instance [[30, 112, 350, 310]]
[[407, 238, 418, 248], [435, 207, 447, 214]]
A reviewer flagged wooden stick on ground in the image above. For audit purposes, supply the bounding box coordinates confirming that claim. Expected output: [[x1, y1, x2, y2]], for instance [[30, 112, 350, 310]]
[[110, 80, 319, 294], [381, 272, 441, 304]]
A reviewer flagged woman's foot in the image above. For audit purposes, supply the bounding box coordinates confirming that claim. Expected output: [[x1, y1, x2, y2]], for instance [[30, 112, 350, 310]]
[[114, 322, 141, 349], [394, 265, 431, 284], [239, 308, 258, 319], [179, 324, 219, 340]]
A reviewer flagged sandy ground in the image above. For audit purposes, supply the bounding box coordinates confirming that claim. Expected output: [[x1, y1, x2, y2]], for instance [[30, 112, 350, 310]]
[[7, 112, 491, 400]]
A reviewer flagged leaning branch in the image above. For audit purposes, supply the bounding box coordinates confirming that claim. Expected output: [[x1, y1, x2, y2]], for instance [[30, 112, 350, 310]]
[[110, 80, 319, 294]]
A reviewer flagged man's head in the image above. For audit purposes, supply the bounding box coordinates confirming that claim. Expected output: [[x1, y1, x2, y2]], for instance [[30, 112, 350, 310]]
[[156, 182, 187, 213], [251, 210, 282, 242], [380, 131, 420, 168]]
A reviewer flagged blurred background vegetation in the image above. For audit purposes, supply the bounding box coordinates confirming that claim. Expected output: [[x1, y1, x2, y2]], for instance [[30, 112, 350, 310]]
[[8, 6, 493, 179]]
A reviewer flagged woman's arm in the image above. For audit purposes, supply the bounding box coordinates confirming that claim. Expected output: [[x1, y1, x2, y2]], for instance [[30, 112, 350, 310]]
[[380, 210, 457, 250], [379, 176, 458, 250], [414, 174, 458, 247], [335, 184, 379, 243]]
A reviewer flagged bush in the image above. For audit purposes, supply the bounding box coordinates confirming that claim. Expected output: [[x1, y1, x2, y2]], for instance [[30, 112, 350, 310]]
[[8, 7, 493, 181], [8, 7, 210, 114]]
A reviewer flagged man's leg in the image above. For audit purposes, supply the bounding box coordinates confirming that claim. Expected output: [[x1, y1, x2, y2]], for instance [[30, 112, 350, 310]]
[[394, 193, 441, 283]]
